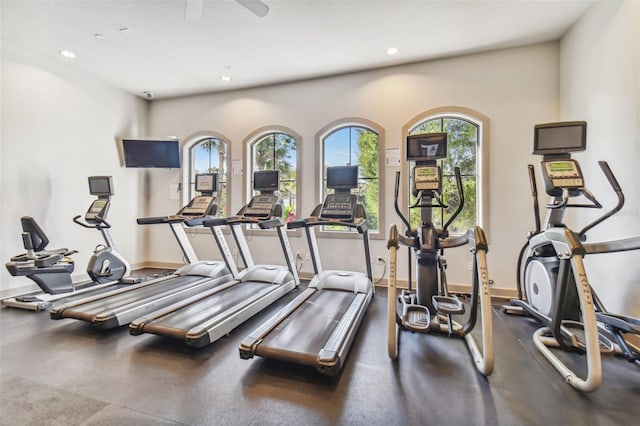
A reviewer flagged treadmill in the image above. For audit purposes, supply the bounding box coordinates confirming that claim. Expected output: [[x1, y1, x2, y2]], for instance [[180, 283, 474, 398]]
[[240, 165, 374, 377], [49, 173, 232, 329], [129, 170, 300, 348]]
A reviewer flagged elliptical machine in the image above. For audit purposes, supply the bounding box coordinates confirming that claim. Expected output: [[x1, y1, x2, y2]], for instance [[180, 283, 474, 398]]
[[3, 176, 137, 311], [72, 176, 135, 285], [503, 121, 640, 392], [387, 132, 493, 376]]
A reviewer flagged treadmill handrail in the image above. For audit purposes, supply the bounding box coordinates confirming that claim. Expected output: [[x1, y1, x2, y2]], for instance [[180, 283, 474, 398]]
[[137, 215, 190, 225], [202, 216, 285, 228], [287, 217, 368, 233]]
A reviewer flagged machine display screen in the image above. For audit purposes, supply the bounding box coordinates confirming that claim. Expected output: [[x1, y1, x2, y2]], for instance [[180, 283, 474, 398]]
[[327, 166, 358, 190], [533, 121, 586, 155], [545, 160, 580, 178], [253, 170, 279, 191], [414, 166, 438, 182], [89, 199, 107, 214], [88, 176, 114, 196], [195, 173, 217, 193], [407, 133, 448, 161]]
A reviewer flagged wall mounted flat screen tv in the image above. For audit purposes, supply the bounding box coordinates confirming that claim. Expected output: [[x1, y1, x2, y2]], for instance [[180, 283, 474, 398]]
[[122, 139, 181, 168]]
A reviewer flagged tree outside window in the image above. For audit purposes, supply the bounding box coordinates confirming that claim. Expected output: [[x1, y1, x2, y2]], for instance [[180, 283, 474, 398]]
[[322, 125, 379, 233], [191, 137, 228, 217], [251, 132, 297, 222]]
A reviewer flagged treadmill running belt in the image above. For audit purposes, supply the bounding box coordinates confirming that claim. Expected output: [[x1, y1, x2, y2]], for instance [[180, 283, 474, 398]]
[[59, 275, 206, 317], [256, 290, 356, 365], [140, 281, 272, 338]]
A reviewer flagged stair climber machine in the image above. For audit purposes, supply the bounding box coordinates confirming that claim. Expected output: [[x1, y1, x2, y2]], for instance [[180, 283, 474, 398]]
[[240, 165, 374, 377], [3, 176, 139, 311], [129, 170, 300, 348], [386, 133, 494, 376], [50, 173, 233, 329], [502, 121, 640, 392]]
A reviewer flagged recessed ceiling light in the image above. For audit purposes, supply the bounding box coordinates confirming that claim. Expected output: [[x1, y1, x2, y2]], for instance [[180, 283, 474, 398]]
[[94, 33, 105, 39], [59, 49, 76, 59], [386, 47, 398, 56], [220, 75, 232, 83], [119, 26, 130, 32]]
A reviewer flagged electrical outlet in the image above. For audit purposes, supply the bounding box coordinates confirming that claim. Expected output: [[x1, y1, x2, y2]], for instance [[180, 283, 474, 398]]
[[467, 261, 473, 271], [305, 252, 311, 261]]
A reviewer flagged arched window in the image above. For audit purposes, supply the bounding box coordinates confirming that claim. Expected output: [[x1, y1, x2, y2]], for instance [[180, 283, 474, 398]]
[[247, 128, 298, 222], [182, 133, 230, 218], [318, 118, 385, 237], [403, 108, 488, 235]]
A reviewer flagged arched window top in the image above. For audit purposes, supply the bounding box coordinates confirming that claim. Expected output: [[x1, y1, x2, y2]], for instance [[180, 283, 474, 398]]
[[402, 107, 489, 235], [181, 131, 231, 218], [245, 126, 300, 224], [317, 117, 385, 237]]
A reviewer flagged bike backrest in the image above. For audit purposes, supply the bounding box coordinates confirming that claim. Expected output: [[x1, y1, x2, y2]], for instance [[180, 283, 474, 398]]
[[20, 216, 49, 252]]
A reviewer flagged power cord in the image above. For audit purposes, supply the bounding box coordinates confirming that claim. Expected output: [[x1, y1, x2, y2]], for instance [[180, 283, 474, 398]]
[[374, 258, 387, 285]]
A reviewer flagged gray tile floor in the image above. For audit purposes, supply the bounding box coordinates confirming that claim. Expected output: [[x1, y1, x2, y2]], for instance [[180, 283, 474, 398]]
[[0, 286, 638, 426]]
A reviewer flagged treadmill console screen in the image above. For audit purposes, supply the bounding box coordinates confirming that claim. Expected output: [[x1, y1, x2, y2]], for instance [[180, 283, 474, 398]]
[[542, 159, 584, 191], [413, 165, 440, 191], [320, 193, 357, 221], [244, 195, 277, 219]]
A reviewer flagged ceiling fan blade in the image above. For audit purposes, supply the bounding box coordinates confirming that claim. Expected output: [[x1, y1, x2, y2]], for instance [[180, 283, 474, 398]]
[[236, 0, 269, 18], [185, 0, 204, 20]]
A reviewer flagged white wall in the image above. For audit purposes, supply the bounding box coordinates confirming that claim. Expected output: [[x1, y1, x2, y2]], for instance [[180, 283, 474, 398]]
[[0, 42, 149, 291], [147, 42, 561, 292], [560, 0, 640, 316]]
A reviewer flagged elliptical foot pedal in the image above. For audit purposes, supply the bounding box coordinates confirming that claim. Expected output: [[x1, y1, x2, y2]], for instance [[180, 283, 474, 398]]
[[596, 313, 640, 335], [16, 295, 44, 303], [432, 295, 465, 315], [403, 304, 430, 332]]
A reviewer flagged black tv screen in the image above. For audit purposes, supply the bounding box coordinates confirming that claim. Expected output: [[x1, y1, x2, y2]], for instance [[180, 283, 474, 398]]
[[533, 121, 587, 155], [253, 170, 279, 192], [406, 133, 448, 161], [326, 165, 358, 190], [122, 139, 181, 168], [88, 176, 114, 196]]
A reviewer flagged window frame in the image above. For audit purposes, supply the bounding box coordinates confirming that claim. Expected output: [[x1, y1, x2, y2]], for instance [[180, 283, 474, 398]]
[[401, 107, 489, 238], [316, 117, 386, 240], [181, 131, 232, 233], [243, 125, 302, 236]]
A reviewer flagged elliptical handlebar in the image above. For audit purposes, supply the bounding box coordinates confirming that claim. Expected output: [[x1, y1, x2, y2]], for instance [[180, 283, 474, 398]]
[[528, 164, 542, 235], [393, 171, 413, 234], [442, 167, 464, 234], [577, 161, 626, 240], [73, 215, 111, 229]]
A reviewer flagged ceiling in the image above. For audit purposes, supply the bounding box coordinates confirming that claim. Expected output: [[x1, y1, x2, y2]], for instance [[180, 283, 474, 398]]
[[1, 0, 593, 100]]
